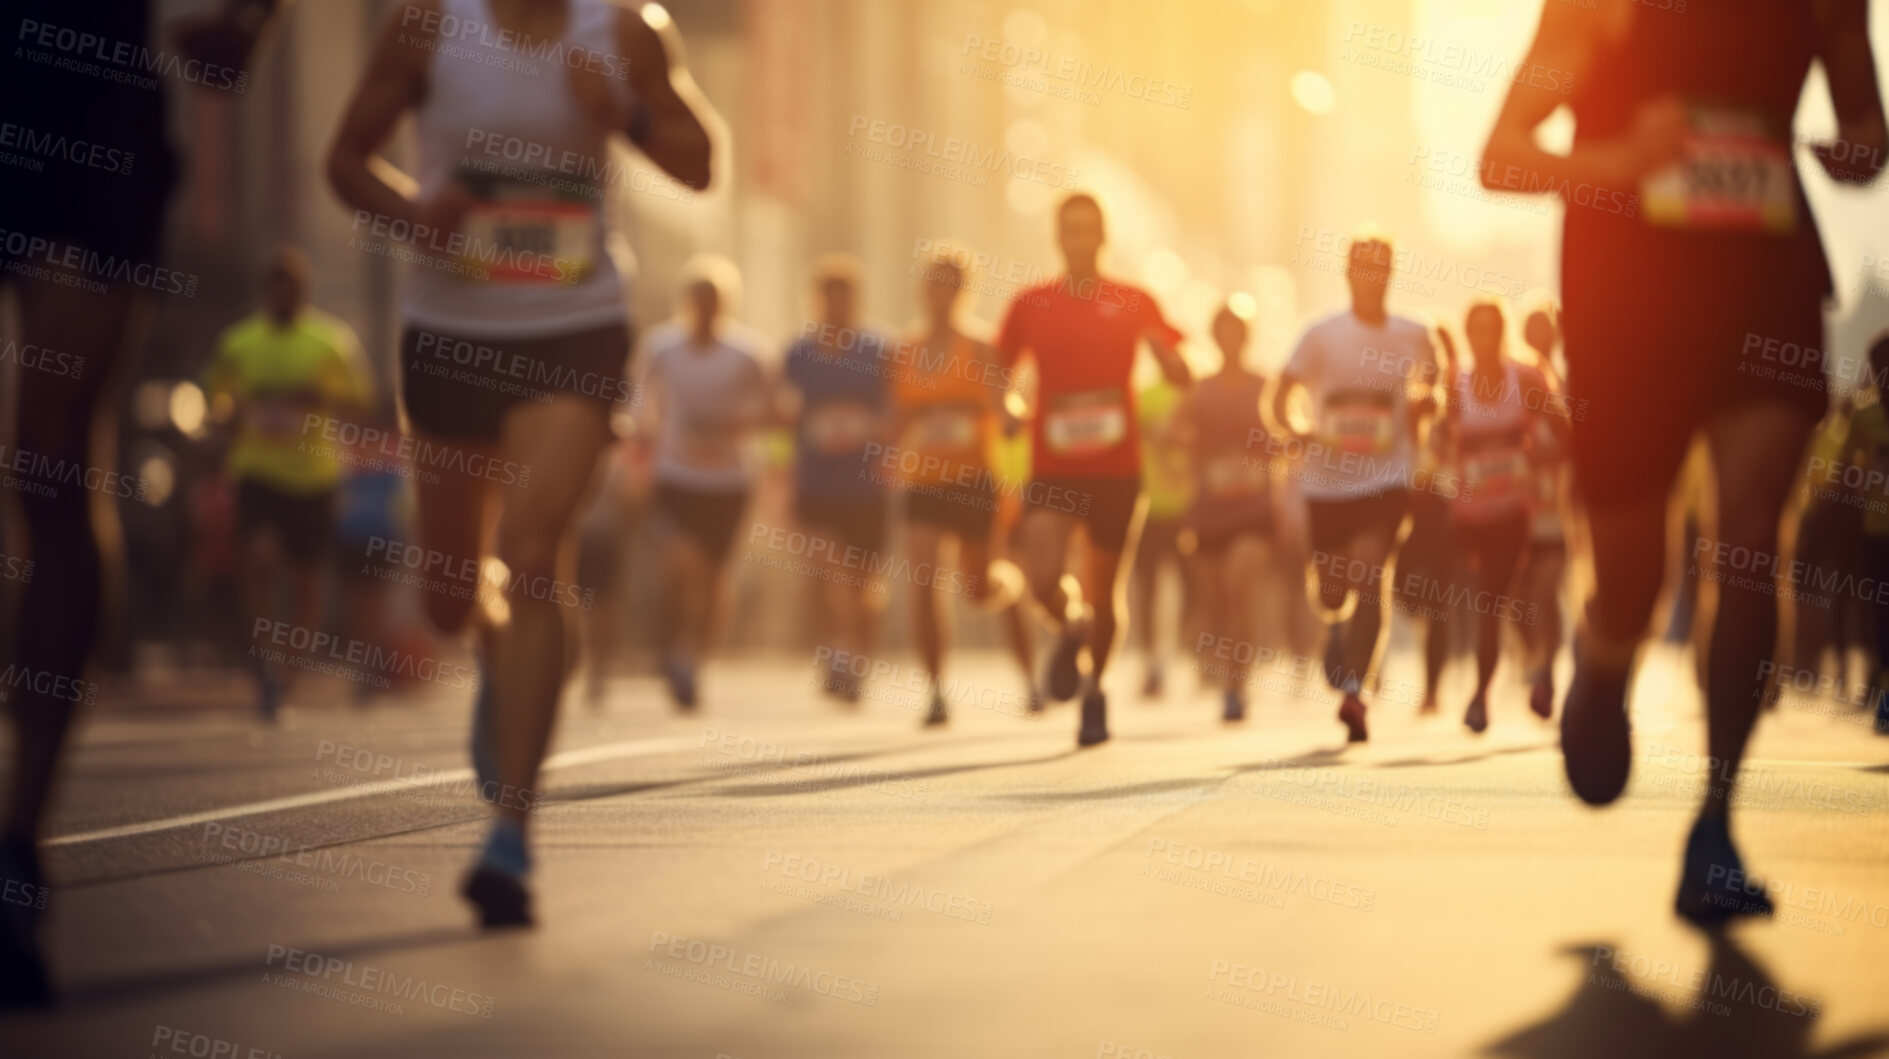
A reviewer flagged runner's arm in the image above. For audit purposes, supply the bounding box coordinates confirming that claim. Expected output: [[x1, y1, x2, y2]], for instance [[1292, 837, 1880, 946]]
[[629, 340, 662, 451], [325, 1, 437, 231], [1480, 0, 1681, 194], [1266, 369, 1305, 442], [615, 4, 717, 190], [994, 299, 1033, 436], [1146, 333, 1192, 388], [172, 0, 297, 76], [770, 348, 805, 430], [1524, 361, 1573, 446], [200, 334, 240, 434], [1811, 0, 1889, 185], [969, 336, 1010, 423], [1408, 329, 1444, 441]]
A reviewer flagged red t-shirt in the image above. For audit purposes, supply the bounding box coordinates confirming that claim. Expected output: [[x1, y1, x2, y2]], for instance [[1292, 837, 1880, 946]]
[[997, 277, 1182, 479]]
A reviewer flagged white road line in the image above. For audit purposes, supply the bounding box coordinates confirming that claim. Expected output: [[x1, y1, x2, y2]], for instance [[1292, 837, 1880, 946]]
[[45, 734, 707, 847]]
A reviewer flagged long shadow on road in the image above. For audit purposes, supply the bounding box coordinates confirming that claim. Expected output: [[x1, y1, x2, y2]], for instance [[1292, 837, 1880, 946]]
[[713, 750, 1083, 797], [1483, 934, 1889, 1059], [56, 926, 478, 1012]]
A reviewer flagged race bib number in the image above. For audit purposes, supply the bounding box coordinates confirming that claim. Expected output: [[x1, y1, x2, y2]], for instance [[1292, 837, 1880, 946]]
[[1202, 452, 1268, 498], [1044, 388, 1128, 457], [1318, 390, 1396, 455], [905, 405, 981, 453], [1642, 107, 1797, 234], [247, 392, 317, 442], [806, 401, 878, 456], [458, 186, 598, 285], [1462, 443, 1528, 503]]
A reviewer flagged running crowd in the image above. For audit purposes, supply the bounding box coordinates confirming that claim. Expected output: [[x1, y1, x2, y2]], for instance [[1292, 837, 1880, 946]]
[[2, 0, 1887, 1004]]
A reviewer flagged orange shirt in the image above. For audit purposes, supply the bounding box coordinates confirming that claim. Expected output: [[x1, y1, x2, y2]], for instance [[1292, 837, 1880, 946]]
[[889, 332, 999, 488]]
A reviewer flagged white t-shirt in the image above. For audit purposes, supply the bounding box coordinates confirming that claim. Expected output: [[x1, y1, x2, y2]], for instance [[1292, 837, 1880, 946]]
[[636, 321, 771, 492], [1285, 310, 1437, 501]]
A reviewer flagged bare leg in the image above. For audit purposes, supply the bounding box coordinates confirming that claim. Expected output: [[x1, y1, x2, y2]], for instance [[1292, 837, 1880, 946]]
[[1192, 549, 1229, 682], [1087, 496, 1148, 684], [1339, 527, 1397, 695], [661, 534, 714, 662], [1562, 486, 1668, 806], [3, 278, 143, 849], [906, 521, 947, 680], [410, 439, 498, 639], [1130, 520, 1163, 691], [972, 535, 1035, 695], [488, 396, 612, 826], [1020, 508, 1078, 628], [1221, 536, 1267, 712], [239, 529, 284, 699], [1700, 405, 1816, 818]]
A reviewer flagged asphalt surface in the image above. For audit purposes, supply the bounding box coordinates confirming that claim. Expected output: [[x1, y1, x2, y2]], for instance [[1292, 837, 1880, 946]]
[[5, 645, 1888, 1058]]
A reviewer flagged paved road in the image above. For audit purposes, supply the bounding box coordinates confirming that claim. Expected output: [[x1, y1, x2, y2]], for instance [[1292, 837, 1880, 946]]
[[5, 645, 1888, 1058]]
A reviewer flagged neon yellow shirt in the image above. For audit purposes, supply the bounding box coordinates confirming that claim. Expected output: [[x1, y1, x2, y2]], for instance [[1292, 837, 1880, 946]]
[[204, 310, 372, 494], [1138, 379, 1194, 520], [1843, 397, 1889, 537]]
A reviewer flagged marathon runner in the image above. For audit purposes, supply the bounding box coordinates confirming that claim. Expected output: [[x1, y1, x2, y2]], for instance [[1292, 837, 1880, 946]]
[[635, 256, 768, 710], [1176, 296, 1276, 722], [1273, 235, 1439, 742], [888, 246, 1038, 726], [575, 424, 645, 706], [1435, 300, 1566, 733], [0, 0, 290, 1005], [327, 0, 716, 927], [1130, 373, 1197, 699], [1784, 397, 1864, 706], [1838, 333, 1889, 733], [1514, 305, 1572, 721], [996, 193, 1192, 747], [201, 246, 374, 719], [1482, 0, 1886, 922], [1399, 325, 1462, 717], [777, 256, 889, 703]]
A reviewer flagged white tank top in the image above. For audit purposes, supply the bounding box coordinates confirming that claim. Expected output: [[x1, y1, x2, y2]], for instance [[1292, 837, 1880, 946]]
[[403, 0, 633, 339], [1453, 362, 1531, 522]]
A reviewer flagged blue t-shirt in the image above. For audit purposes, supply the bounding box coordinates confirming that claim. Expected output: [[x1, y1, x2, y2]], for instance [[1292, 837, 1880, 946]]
[[786, 332, 889, 501]]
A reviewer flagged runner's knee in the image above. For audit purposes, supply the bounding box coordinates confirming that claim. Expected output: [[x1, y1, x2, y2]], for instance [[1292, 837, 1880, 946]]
[[496, 525, 561, 588]]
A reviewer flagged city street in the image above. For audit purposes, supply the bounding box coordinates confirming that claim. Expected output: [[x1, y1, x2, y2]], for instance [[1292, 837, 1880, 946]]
[[4, 646, 1887, 1058]]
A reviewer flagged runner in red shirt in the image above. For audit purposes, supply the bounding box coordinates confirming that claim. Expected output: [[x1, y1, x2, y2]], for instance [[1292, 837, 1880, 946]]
[[997, 193, 1191, 747]]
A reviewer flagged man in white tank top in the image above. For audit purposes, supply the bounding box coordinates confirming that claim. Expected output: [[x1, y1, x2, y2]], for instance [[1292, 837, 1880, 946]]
[[326, 0, 717, 929]]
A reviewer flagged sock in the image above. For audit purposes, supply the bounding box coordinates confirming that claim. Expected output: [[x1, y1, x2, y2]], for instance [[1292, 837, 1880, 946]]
[[478, 818, 531, 878]]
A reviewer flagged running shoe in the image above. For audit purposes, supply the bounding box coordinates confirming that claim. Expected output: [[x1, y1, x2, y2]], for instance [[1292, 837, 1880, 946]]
[[922, 690, 948, 728], [1560, 645, 1632, 806], [1044, 615, 1089, 702], [662, 652, 699, 711], [470, 653, 499, 797], [1674, 815, 1773, 926], [1337, 694, 1368, 743], [1463, 695, 1489, 734], [1077, 687, 1110, 747], [1222, 689, 1246, 723], [461, 821, 533, 929], [0, 839, 50, 1009]]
